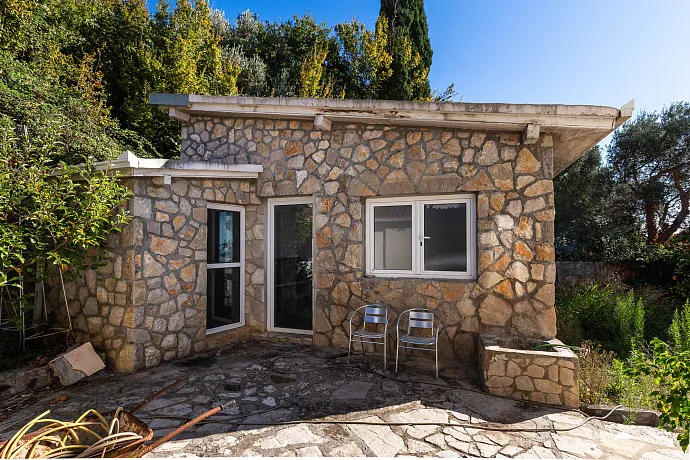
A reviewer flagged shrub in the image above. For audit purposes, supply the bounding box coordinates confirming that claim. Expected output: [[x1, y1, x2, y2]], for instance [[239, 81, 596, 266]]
[[614, 290, 646, 352], [629, 339, 690, 451], [556, 285, 645, 357], [578, 341, 616, 405], [635, 239, 690, 300], [0, 117, 131, 335], [669, 300, 690, 353], [578, 341, 658, 410], [636, 286, 683, 343]]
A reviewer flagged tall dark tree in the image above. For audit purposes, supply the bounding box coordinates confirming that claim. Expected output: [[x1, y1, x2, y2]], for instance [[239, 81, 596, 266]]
[[379, 0, 432, 100], [608, 103, 690, 244]]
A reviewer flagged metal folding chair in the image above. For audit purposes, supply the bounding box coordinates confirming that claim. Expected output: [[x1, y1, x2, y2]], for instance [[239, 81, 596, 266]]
[[395, 308, 441, 378], [347, 304, 390, 369]]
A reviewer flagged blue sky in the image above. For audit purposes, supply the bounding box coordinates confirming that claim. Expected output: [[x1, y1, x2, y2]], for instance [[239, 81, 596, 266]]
[[206, 0, 690, 117]]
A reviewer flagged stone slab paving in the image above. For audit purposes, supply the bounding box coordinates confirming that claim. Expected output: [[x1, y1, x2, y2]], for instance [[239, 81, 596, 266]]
[[0, 342, 687, 459]]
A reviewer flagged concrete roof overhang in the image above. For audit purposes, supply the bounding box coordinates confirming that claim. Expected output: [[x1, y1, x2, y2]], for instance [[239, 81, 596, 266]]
[[149, 94, 634, 176], [90, 151, 263, 179]]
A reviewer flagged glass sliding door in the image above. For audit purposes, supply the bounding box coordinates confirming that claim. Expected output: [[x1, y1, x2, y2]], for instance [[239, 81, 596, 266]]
[[206, 205, 244, 333], [268, 198, 313, 333]]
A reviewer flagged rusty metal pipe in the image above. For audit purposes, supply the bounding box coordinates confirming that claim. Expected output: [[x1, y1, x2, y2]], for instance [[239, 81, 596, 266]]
[[136, 402, 234, 457], [130, 377, 189, 414]]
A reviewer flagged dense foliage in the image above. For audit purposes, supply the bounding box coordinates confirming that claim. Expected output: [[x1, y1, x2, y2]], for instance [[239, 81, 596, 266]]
[[1, 0, 450, 158], [554, 147, 642, 261], [556, 285, 646, 357], [555, 104, 690, 263], [629, 339, 690, 451], [640, 236, 690, 299], [557, 284, 689, 450], [608, 103, 690, 245], [0, 118, 131, 322], [0, 0, 136, 339]]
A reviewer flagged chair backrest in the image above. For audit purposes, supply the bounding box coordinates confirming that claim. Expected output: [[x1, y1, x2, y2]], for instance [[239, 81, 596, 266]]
[[403, 309, 437, 336], [363, 304, 388, 325]]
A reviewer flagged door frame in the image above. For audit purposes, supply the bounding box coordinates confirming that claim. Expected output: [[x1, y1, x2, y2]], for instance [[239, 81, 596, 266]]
[[266, 196, 314, 335], [206, 203, 245, 335]]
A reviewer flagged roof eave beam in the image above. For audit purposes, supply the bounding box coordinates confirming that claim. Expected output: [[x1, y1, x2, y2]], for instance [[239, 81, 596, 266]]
[[314, 114, 332, 131], [169, 107, 191, 122], [524, 123, 541, 145]]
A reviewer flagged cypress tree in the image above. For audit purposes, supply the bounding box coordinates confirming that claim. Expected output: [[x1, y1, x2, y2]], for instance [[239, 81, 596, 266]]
[[379, 0, 433, 100]]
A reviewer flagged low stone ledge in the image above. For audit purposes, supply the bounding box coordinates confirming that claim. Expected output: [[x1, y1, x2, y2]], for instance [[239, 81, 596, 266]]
[[0, 365, 57, 397], [582, 404, 660, 427], [479, 334, 579, 407]]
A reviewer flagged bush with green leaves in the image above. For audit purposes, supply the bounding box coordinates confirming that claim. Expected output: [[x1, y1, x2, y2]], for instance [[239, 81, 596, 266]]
[[577, 341, 657, 410], [0, 116, 131, 329], [669, 300, 690, 353], [556, 285, 645, 357], [628, 339, 690, 451], [640, 239, 690, 300]]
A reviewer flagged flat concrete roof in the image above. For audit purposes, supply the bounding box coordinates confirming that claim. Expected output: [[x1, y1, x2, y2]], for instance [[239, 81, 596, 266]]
[[149, 94, 634, 175]]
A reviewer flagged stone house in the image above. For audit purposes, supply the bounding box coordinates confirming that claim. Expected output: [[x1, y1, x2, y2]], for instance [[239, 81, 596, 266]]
[[55, 95, 633, 372]]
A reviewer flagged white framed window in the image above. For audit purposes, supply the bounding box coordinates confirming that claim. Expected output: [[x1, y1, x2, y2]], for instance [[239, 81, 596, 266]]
[[365, 194, 476, 279], [206, 203, 245, 334]]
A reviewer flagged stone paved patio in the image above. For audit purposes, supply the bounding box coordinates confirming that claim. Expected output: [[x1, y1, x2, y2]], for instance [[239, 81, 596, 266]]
[[0, 341, 687, 459]]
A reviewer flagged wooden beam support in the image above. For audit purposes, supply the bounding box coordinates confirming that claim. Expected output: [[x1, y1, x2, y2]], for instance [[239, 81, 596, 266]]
[[314, 114, 332, 131], [169, 107, 191, 122], [524, 123, 541, 145]]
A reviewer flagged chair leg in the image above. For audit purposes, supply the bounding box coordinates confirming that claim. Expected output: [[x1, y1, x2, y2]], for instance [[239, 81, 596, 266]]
[[347, 335, 351, 365], [435, 343, 438, 379], [383, 336, 386, 370], [395, 342, 399, 374]]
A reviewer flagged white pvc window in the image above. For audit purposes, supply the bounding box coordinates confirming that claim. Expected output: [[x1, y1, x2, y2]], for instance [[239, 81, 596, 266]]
[[366, 195, 476, 279], [206, 203, 245, 334]]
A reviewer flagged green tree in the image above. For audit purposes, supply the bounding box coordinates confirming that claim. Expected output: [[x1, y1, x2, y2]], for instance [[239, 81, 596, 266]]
[[378, 0, 432, 100], [554, 146, 642, 260], [334, 17, 392, 99], [104, 0, 242, 157], [255, 14, 334, 97], [101, 0, 161, 156], [298, 41, 332, 98], [608, 103, 690, 244]]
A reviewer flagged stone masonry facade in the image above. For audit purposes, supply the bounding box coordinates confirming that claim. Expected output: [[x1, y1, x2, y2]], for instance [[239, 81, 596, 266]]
[[54, 178, 265, 371], [55, 116, 557, 371]]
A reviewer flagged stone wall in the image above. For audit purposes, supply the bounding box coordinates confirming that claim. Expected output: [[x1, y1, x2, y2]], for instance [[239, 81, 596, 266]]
[[479, 334, 579, 407], [0, 365, 56, 397], [54, 177, 265, 371], [555, 261, 623, 287], [51, 116, 559, 371], [182, 118, 557, 363]]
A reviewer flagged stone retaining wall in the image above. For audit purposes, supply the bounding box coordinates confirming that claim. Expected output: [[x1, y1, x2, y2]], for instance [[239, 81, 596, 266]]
[[479, 334, 579, 407], [555, 261, 623, 287], [0, 365, 55, 397]]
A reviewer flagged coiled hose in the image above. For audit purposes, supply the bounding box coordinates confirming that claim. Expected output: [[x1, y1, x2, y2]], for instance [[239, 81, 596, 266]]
[[0, 408, 142, 459]]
